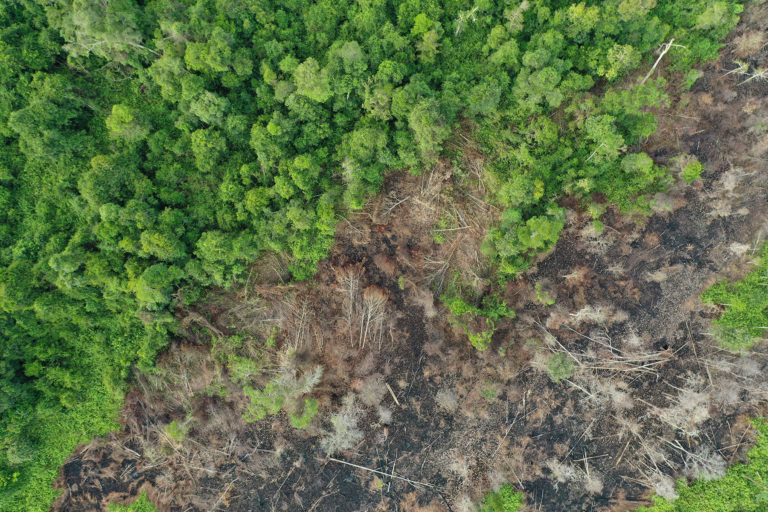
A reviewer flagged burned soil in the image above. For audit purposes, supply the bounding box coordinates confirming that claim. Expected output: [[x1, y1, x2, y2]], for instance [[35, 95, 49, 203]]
[[53, 6, 768, 512]]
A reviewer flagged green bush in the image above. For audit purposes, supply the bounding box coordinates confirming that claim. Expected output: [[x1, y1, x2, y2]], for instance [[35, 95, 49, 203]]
[[289, 398, 320, 429], [480, 484, 524, 512], [443, 291, 515, 351], [535, 283, 556, 306], [701, 244, 768, 351], [164, 420, 188, 443], [547, 353, 576, 383], [242, 365, 322, 428], [683, 160, 704, 182]]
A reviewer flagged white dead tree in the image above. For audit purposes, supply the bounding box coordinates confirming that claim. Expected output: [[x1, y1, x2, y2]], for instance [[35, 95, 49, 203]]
[[641, 39, 686, 84], [360, 286, 387, 350]]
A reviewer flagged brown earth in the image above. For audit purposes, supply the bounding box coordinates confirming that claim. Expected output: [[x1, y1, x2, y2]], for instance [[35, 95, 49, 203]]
[[53, 5, 768, 512]]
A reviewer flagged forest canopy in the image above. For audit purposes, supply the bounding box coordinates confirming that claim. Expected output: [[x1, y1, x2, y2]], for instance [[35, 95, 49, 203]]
[[0, 0, 742, 509]]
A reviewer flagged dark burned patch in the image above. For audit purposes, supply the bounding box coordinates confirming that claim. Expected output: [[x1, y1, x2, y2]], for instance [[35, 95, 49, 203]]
[[53, 6, 768, 512]]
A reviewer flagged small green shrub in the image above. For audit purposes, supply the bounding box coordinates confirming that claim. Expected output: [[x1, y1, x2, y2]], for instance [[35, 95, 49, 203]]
[[682, 160, 704, 182], [467, 329, 494, 351], [480, 484, 524, 512], [711, 325, 760, 352], [547, 353, 575, 383], [535, 283, 556, 306], [242, 365, 322, 428], [243, 381, 286, 421], [701, 243, 768, 351], [289, 398, 319, 429], [227, 355, 264, 385], [443, 291, 515, 350], [165, 419, 189, 443], [480, 382, 499, 401], [672, 154, 705, 183], [684, 69, 703, 90]]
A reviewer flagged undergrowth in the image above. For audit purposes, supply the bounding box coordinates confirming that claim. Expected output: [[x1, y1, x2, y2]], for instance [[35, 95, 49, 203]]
[[637, 419, 768, 511], [480, 484, 525, 512], [701, 243, 768, 351], [212, 334, 321, 429], [442, 288, 515, 351]]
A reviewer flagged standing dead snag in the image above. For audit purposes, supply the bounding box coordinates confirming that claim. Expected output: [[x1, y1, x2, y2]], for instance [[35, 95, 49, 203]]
[[640, 39, 686, 84], [337, 265, 363, 345], [361, 286, 387, 350], [336, 267, 389, 349], [282, 298, 313, 350]]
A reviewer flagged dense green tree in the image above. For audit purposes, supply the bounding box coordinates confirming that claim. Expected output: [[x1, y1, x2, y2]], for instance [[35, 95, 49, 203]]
[[105, 104, 149, 143], [293, 58, 333, 103], [53, 0, 152, 65]]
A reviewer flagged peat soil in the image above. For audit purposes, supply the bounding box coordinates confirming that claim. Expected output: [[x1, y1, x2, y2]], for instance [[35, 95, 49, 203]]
[[54, 6, 768, 512]]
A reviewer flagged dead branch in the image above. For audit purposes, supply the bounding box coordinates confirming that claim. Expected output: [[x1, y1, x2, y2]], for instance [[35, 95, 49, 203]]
[[641, 39, 686, 84], [327, 457, 436, 488]]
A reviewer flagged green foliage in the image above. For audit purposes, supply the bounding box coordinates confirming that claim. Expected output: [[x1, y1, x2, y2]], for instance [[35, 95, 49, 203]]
[[289, 398, 319, 429], [637, 419, 768, 511], [468, 330, 495, 352], [443, 290, 515, 350], [684, 69, 703, 90], [226, 355, 264, 386], [243, 382, 287, 421], [106, 104, 149, 143], [242, 365, 322, 428], [164, 420, 188, 442], [211, 335, 320, 428], [485, 207, 567, 279], [535, 283, 556, 306], [547, 353, 576, 383], [701, 244, 768, 351], [480, 484, 525, 512], [107, 492, 158, 512], [683, 160, 704, 182], [672, 154, 705, 182], [54, 0, 149, 66], [480, 382, 499, 401], [293, 58, 333, 103]]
